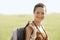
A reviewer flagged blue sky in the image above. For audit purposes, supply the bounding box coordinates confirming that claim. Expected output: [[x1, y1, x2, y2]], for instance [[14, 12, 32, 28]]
[[0, 0, 60, 15]]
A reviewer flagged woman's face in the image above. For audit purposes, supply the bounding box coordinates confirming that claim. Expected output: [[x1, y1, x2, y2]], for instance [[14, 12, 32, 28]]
[[34, 7, 46, 22]]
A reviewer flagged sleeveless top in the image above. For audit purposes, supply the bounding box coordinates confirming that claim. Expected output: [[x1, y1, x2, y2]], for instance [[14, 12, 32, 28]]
[[29, 22, 48, 40]]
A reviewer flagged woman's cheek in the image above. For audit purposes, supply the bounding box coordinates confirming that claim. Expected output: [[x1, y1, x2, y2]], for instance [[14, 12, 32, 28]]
[[36, 17, 41, 21]]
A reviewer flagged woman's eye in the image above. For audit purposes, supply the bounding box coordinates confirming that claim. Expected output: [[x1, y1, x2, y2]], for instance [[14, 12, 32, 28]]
[[36, 12, 44, 15], [41, 12, 44, 15], [37, 12, 40, 14]]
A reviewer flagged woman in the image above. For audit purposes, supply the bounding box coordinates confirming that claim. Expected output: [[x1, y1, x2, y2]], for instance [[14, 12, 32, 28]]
[[26, 3, 48, 40]]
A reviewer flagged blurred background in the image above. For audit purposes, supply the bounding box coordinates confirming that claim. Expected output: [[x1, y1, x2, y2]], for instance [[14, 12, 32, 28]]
[[0, 0, 60, 40]]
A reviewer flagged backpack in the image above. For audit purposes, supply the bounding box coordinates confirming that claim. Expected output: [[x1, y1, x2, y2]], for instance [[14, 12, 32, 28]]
[[11, 22, 29, 40]]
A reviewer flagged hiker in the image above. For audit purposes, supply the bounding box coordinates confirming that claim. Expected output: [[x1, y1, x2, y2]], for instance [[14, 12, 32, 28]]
[[11, 3, 48, 40], [25, 3, 48, 40]]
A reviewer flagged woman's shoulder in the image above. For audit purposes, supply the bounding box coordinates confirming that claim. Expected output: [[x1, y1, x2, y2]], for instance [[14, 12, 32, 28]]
[[25, 21, 34, 34], [26, 21, 35, 30], [28, 21, 35, 28]]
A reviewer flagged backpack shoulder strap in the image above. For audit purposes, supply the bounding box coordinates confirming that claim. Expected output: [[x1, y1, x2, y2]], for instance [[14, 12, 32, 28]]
[[24, 21, 30, 28], [41, 25, 48, 40]]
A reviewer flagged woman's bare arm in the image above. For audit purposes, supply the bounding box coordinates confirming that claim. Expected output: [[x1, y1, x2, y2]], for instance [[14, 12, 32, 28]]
[[25, 26, 33, 40]]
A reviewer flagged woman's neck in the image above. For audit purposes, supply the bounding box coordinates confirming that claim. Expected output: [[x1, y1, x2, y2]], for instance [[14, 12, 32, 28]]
[[33, 19, 41, 27]]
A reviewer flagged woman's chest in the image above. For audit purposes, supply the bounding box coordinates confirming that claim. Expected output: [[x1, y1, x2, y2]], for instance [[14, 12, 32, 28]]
[[30, 26, 46, 40]]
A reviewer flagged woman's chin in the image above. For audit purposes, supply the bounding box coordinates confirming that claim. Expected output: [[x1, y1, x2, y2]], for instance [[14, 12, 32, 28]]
[[36, 19, 42, 22], [35, 18, 43, 22]]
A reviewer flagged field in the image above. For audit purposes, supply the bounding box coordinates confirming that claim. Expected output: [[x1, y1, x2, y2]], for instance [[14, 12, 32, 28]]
[[0, 14, 60, 40]]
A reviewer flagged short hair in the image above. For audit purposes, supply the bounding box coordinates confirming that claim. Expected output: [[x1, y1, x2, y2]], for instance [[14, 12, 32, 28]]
[[33, 3, 45, 13]]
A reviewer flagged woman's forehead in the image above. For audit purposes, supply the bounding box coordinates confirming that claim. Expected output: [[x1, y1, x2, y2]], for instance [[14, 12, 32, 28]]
[[35, 7, 46, 12]]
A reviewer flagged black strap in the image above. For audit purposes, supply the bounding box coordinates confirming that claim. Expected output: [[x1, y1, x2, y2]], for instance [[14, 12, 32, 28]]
[[24, 21, 30, 28], [41, 25, 48, 40], [33, 21, 47, 40]]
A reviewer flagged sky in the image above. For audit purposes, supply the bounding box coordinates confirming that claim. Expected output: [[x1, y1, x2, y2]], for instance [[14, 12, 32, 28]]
[[0, 0, 60, 15]]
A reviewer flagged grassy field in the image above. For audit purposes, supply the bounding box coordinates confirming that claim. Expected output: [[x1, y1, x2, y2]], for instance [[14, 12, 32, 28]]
[[0, 14, 60, 40]]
